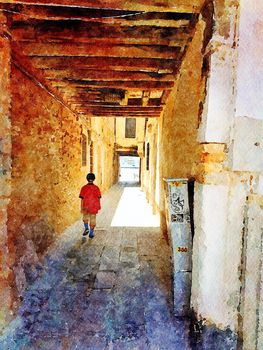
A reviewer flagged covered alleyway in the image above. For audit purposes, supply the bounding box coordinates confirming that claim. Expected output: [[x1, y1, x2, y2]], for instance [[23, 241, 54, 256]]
[[0, 184, 189, 350], [1, 1, 263, 349]]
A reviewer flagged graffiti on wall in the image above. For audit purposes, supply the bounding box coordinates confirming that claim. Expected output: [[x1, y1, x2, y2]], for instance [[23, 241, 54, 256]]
[[168, 181, 190, 224]]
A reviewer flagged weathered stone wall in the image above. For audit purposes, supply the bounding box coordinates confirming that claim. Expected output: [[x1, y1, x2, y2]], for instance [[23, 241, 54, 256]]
[[7, 66, 117, 302], [8, 65, 88, 297], [0, 14, 13, 331], [158, 18, 206, 231]]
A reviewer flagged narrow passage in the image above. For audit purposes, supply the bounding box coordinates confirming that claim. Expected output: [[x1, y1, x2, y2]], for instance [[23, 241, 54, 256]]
[[1, 184, 193, 350]]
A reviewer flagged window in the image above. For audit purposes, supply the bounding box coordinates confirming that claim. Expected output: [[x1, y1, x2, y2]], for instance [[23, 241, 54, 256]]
[[125, 118, 136, 138], [81, 133, 87, 166], [146, 142, 150, 170]]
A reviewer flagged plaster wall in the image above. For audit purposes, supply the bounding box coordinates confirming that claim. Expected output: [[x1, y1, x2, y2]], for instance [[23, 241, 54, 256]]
[[191, 1, 263, 342], [115, 118, 145, 152], [191, 179, 247, 330], [198, 44, 236, 143], [230, 117, 263, 172], [235, 0, 263, 120], [198, 2, 238, 143], [241, 199, 263, 350]]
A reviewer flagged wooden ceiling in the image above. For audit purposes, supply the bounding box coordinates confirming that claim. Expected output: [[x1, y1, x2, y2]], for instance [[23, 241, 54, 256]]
[[0, 0, 204, 118]]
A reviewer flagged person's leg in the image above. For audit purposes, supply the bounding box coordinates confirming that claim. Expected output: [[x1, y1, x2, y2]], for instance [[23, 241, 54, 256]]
[[89, 215, 96, 238], [83, 213, 90, 236]]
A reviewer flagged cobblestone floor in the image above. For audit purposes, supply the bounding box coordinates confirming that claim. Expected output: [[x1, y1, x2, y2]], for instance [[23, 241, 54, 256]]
[[0, 184, 236, 350]]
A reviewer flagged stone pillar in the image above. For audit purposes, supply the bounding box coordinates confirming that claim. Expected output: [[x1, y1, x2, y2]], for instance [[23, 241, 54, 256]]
[[198, 1, 238, 144], [191, 0, 243, 332], [0, 13, 13, 330]]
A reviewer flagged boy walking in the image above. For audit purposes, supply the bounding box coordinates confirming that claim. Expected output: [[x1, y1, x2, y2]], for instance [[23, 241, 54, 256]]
[[79, 173, 101, 238]]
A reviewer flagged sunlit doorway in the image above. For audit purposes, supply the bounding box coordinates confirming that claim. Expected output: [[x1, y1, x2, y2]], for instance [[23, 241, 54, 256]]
[[119, 156, 140, 183]]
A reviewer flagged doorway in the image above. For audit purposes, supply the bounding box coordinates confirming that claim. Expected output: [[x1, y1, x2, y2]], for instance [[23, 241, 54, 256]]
[[119, 156, 140, 183]]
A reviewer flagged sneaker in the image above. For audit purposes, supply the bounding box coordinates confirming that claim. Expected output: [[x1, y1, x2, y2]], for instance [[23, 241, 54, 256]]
[[83, 228, 89, 236], [89, 230, 94, 239]]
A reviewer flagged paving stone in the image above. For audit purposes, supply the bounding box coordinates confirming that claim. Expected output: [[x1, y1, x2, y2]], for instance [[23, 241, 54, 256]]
[[108, 334, 149, 350], [105, 231, 123, 247], [0, 184, 234, 350], [70, 334, 107, 350], [121, 232, 138, 248], [95, 271, 116, 289], [120, 250, 139, 268], [99, 247, 120, 271]]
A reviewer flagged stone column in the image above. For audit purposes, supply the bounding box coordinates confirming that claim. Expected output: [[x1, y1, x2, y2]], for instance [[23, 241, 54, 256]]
[[198, 1, 238, 144], [191, 0, 243, 332], [0, 13, 13, 330]]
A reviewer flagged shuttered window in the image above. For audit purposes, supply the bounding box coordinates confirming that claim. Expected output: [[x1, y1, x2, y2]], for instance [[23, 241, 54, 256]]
[[125, 118, 136, 138]]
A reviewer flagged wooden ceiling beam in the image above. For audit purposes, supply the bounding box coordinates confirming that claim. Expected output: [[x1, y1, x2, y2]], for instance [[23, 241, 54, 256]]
[[20, 42, 182, 59], [43, 69, 175, 81], [80, 111, 161, 115], [53, 80, 174, 89], [70, 101, 162, 107], [7, 7, 194, 27], [71, 102, 160, 106], [0, 0, 203, 14], [84, 107, 162, 112], [30, 56, 178, 73], [10, 21, 192, 46], [80, 114, 159, 118]]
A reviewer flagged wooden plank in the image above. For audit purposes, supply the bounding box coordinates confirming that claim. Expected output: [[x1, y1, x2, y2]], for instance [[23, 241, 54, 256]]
[[79, 113, 158, 118], [79, 111, 161, 115], [30, 56, 178, 73], [51, 79, 174, 89], [70, 102, 162, 107], [7, 6, 194, 26], [79, 111, 161, 116], [21, 42, 182, 59], [0, 0, 203, 13], [86, 107, 163, 112], [10, 20, 192, 45], [43, 69, 175, 81]]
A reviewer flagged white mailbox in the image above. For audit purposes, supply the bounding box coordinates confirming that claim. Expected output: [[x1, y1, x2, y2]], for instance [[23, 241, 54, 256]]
[[164, 178, 193, 316]]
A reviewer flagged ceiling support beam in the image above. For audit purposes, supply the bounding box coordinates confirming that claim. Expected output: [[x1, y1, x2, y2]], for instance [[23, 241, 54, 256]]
[[21, 42, 182, 59], [0, 0, 203, 13]]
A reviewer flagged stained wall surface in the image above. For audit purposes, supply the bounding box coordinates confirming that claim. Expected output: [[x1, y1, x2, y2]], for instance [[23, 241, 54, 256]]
[[7, 66, 116, 300], [0, 16, 13, 330], [157, 18, 206, 230]]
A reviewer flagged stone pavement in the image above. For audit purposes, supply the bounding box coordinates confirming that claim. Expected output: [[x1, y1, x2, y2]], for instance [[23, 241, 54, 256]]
[[0, 184, 235, 350]]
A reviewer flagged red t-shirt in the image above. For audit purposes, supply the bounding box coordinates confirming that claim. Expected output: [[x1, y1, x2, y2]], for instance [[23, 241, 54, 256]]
[[79, 183, 101, 214]]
